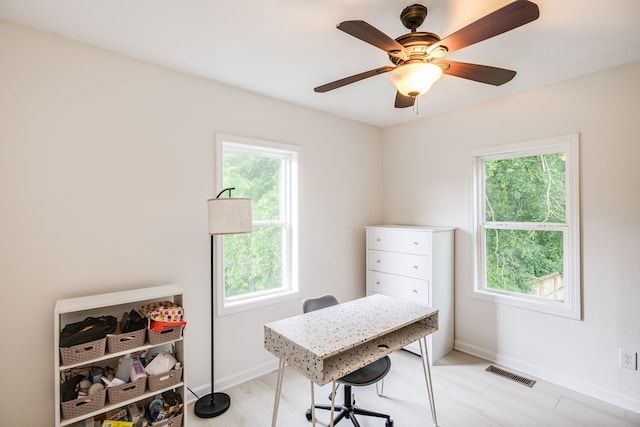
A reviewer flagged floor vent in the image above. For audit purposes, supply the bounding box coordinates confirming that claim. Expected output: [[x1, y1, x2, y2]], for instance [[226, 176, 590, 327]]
[[486, 365, 536, 388]]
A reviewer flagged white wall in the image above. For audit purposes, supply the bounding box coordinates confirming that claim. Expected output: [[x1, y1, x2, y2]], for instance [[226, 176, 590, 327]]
[[0, 21, 383, 426], [382, 62, 640, 412]]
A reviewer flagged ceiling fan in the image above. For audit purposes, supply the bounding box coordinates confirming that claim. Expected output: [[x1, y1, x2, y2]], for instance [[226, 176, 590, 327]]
[[314, 0, 540, 108]]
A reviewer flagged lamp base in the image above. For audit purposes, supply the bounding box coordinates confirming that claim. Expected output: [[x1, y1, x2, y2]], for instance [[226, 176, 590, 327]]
[[194, 392, 231, 418]]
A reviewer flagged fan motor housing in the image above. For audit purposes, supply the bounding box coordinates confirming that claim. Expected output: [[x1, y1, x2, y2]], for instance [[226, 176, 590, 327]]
[[389, 32, 441, 65]]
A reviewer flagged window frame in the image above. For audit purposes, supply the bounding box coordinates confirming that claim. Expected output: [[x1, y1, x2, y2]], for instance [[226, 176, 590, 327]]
[[215, 134, 301, 316], [470, 134, 581, 319]]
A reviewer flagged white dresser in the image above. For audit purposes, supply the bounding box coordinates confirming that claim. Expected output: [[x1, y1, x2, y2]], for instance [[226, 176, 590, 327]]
[[365, 225, 454, 362]]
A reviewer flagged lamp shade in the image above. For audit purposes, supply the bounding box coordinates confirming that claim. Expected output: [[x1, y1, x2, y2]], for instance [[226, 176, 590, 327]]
[[207, 198, 252, 235], [388, 62, 443, 97]]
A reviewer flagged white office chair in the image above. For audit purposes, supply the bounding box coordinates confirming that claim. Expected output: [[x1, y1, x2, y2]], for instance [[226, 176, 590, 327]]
[[303, 294, 394, 427]]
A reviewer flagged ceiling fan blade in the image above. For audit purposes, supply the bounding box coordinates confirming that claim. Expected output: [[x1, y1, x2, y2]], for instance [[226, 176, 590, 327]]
[[337, 20, 405, 54], [394, 92, 415, 108], [441, 61, 516, 86], [436, 0, 539, 55], [314, 66, 394, 93]]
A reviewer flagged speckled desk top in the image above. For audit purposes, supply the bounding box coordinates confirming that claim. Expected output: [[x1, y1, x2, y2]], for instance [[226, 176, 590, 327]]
[[264, 294, 438, 385]]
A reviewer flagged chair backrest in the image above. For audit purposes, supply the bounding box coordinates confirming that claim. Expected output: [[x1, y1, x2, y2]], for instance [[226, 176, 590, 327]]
[[302, 294, 339, 313]]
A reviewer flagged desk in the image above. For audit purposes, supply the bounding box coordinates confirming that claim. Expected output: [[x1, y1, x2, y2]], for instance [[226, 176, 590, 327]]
[[264, 294, 439, 426]]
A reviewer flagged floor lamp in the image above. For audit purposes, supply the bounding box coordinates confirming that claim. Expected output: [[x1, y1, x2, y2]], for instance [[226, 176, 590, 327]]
[[194, 188, 252, 418]]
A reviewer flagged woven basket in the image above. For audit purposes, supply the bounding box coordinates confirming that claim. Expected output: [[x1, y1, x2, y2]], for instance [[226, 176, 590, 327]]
[[107, 328, 146, 353], [61, 388, 106, 420], [148, 368, 183, 392], [59, 338, 106, 366], [107, 376, 147, 405], [151, 413, 183, 427], [148, 326, 183, 345]]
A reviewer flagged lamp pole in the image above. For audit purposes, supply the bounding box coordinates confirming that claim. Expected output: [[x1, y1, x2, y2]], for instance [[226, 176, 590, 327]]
[[194, 234, 230, 418]]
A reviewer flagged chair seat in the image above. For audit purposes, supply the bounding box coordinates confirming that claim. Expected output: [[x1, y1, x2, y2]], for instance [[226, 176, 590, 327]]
[[339, 355, 391, 386]]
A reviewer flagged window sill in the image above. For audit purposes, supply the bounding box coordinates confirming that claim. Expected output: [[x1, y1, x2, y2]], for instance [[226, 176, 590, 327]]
[[217, 289, 300, 317], [470, 288, 581, 320]]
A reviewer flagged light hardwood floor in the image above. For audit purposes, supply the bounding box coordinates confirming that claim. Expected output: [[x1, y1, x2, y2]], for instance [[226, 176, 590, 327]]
[[187, 350, 640, 426]]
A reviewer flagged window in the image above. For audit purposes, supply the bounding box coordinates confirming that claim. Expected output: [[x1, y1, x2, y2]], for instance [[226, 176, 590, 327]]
[[471, 134, 581, 319], [215, 134, 300, 315]]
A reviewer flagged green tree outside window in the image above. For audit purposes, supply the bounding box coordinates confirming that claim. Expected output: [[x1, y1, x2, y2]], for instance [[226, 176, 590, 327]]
[[483, 153, 566, 300], [222, 151, 285, 299]]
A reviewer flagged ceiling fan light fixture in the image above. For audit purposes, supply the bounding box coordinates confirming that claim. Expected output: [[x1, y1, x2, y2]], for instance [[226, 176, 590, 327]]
[[388, 62, 443, 97]]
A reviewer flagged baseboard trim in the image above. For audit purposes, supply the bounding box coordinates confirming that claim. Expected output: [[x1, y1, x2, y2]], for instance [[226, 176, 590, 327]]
[[454, 340, 640, 414], [186, 359, 280, 405]]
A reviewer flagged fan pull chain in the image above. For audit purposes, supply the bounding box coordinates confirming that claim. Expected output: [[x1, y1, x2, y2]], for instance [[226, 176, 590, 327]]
[[412, 96, 419, 115]]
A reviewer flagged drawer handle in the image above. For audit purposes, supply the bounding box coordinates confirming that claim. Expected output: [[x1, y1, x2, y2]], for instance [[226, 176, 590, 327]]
[[377, 260, 381, 263], [413, 241, 419, 245], [413, 265, 419, 269], [376, 238, 381, 242], [376, 281, 381, 285], [412, 289, 418, 293]]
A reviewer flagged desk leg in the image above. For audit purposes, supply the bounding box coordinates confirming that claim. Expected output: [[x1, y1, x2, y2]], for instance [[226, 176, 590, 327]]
[[271, 359, 285, 427], [329, 380, 337, 427], [419, 337, 439, 427], [309, 380, 336, 427], [310, 381, 316, 427]]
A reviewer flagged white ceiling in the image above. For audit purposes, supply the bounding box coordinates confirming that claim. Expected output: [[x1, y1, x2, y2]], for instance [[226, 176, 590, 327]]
[[1, 0, 639, 127]]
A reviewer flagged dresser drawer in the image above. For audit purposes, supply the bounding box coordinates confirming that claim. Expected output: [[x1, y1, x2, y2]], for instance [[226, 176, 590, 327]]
[[368, 249, 432, 280], [367, 271, 430, 305], [367, 227, 432, 255]]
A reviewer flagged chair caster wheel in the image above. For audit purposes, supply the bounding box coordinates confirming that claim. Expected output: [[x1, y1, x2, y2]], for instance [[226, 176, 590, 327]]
[[305, 409, 312, 421], [386, 419, 394, 427]]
